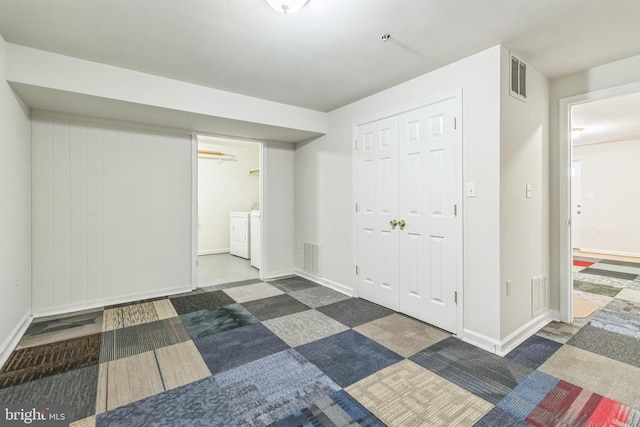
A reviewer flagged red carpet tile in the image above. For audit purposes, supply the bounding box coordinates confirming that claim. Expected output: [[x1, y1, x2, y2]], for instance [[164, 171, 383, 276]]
[[573, 260, 595, 267]]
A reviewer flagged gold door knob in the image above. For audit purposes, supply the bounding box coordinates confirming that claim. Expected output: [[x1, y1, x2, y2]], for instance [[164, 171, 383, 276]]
[[390, 219, 398, 227], [398, 220, 406, 228]]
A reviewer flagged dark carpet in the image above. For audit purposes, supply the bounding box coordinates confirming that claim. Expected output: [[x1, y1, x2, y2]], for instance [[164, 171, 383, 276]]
[[316, 298, 394, 328]]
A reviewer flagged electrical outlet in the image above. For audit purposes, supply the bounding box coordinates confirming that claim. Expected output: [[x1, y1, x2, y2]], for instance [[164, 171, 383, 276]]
[[506, 279, 511, 296], [596, 229, 601, 236], [15, 273, 19, 288]]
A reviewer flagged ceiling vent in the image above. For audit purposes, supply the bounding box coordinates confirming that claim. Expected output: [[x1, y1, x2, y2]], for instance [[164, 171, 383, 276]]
[[510, 53, 527, 102]]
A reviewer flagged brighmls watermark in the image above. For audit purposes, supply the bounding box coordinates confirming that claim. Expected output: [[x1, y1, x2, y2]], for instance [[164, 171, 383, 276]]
[[1, 405, 69, 426]]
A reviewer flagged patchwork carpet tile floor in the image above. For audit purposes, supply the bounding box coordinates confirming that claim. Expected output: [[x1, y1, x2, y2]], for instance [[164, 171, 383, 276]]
[[2, 269, 640, 426]]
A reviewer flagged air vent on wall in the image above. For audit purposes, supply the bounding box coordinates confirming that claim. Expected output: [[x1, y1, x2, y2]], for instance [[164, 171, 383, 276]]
[[510, 53, 527, 102], [303, 242, 322, 277]]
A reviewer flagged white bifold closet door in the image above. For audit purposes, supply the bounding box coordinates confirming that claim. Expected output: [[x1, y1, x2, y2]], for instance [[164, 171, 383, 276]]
[[357, 95, 459, 333]]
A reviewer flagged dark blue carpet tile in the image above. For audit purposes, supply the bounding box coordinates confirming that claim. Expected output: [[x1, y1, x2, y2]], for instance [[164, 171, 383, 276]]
[[505, 335, 562, 369], [179, 303, 258, 339], [215, 349, 340, 426], [194, 322, 289, 374], [316, 298, 394, 328], [270, 390, 387, 427], [473, 407, 532, 427], [242, 294, 311, 321], [296, 329, 403, 388], [410, 337, 533, 405], [567, 325, 640, 368], [0, 365, 98, 423], [269, 276, 319, 293], [496, 371, 560, 421], [96, 376, 240, 427], [169, 290, 236, 315], [579, 268, 638, 281]]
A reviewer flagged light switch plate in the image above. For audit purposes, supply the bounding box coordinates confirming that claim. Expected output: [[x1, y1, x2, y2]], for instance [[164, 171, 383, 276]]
[[466, 182, 476, 198]]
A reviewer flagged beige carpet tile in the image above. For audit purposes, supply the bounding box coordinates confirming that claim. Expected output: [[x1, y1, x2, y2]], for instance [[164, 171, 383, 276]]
[[535, 320, 581, 344], [263, 310, 349, 347], [69, 416, 96, 427], [223, 282, 284, 303], [616, 288, 640, 304], [154, 341, 211, 391], [102, 302, 160, 331], [346, 359, 493, 426], [354, 313, 450, 357], [96, 351, 165, 414], [539, 344, 640, 409], [152, 299, 179, 320]]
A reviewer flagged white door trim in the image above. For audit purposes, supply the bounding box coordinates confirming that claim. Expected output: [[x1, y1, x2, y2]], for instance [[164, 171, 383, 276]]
[[558, 82, 640, 323], [352, 89, 464, 337]]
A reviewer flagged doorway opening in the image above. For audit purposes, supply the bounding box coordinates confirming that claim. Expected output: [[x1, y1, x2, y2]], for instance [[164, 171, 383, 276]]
[[562, 87, 640, 325], [195, 134, 262, 288]]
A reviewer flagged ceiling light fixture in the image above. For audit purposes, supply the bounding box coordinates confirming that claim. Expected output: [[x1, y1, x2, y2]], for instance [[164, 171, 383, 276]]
[[265, 0, 309, 14]]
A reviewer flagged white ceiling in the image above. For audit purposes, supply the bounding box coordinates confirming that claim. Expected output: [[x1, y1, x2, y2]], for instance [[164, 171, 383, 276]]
[[2, 0, 640, 112], [572, 92, 640, 146]]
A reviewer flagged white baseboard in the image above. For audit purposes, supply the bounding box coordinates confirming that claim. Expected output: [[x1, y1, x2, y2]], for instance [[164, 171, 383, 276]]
[[294, 268, 354, 297], [462, 309, 557, 356], [0, 311, 32, 370], [263, 269, 296, 281], [198, 249, 229, 256], [31, 285, 192, 318], [579, 248, 640, 258]]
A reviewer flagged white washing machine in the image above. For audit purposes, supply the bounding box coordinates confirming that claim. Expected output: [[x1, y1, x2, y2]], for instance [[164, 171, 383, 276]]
[[229, 211, 250, 259], [250, 207, 261, 269]]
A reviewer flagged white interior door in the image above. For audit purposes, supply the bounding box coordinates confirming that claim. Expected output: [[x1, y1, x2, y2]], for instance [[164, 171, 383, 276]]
[[571, 159, 582, 249], [398, 98, 458, 332], [357, 116, 400, 311]]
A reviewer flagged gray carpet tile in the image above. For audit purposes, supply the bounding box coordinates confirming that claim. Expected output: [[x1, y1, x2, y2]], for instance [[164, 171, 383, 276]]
[[573, 256, 601, 263], [579, 268, 639, 281], [473, 407, 532, 427], [241, 294, 311, 321], [0, 365, 98, 423], [263, 310, 349, 348], [180, 304, 259, 339], [598, 259, 640, 268], [630, 278, 640, 291], [269, 390, 386, 427], [505, 335, 562, 369], [410, 337, 533, 404], [590, 308, 640, 338], [215, 349, 340, 426], [95, 376, 240, 427], [269, 276, 319, 293], [24, 311, 103, 338], [573, 272, 633, 288], [567, 325, 640, 368], [295, 330, 403, 388], [169, 290, 236, 315], [194, 322, 289, 374], [316, 298, 394, 328], [100, 318, 190, 362], [605, 298, 640, 316], [573, 280, 622, 297], [204, 278, 264, 290], [288, 286, 352, 309]]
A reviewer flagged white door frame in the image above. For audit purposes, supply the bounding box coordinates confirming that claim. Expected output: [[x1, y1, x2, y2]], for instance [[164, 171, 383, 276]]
[[571, 159, 582, 249], [352, 89, 464, 337], [558, 82, 640, 323], [191, 133, 265, 289]]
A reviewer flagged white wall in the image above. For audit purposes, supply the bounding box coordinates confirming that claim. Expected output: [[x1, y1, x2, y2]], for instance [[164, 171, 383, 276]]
[[262, 142, 295, 278], [549, 53, 640, 311], [573, 139, 640, 255], [296, 46, 503, 341], [499, 47, 550, 338], [197, 140, 259, 255], [0, 34, 32, 365], [31, 113, 192, 315]]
